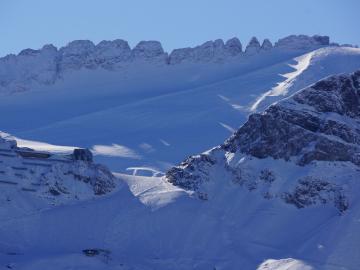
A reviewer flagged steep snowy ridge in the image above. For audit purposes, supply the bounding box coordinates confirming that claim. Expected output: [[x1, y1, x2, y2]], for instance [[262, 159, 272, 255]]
[[166, 71, 360, 213], [0, 35, 332, 93], [0, 132, 116, 207]]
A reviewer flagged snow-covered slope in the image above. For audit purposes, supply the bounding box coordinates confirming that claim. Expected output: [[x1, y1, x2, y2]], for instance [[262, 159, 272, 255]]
[[0, 35, 359, 175], [2, 71, 360, 270]]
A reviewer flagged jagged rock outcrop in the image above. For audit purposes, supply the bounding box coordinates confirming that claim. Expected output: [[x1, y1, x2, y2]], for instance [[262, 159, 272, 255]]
[[0, 34, 333, 94], [89, 39, 132, 68], [0, 132, 116, 201], [245, 37, 261, 54], [0, 44, 59, 93], [274, 35, 330, 50], [283, 177, 348, 212], [225, 37, 243, 56], [168, 38, 243, 64], [131, 41, 167, 62], [71, 148, 93, 162], [223, 70, 360, 165], [166, 71, 360, 213], [261, 39, 273, 50], [59, 40, 96, 70]]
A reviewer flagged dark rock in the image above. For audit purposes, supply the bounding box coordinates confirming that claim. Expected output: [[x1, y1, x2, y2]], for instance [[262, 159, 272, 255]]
[[225, 37, 242, 55], [223, 71, 360, 166], [245, 37, 261, 54], [72, 148, 93, 162], [283, 177, 348, 213]]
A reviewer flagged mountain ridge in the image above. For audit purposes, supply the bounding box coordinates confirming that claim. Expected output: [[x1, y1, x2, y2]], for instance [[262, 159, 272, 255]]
[[0, 34, 334, 94]]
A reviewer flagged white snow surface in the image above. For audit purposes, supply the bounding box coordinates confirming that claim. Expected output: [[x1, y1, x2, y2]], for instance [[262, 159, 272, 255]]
[[257, 258, 313, 270]]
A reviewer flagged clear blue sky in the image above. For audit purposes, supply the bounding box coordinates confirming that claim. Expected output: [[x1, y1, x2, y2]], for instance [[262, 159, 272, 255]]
[[1, 0, 359, 56]]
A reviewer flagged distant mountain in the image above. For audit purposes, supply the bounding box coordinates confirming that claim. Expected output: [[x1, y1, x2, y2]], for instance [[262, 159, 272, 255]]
[[0, 35, 332, 94]]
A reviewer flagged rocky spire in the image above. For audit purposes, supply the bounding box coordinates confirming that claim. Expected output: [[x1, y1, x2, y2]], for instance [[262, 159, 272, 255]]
[[261, 39, 273, 50], [245, 37, 261, 54], [274, 35, 330, 50], [225, 37, 242, 55], [131, 41, 166, 60]]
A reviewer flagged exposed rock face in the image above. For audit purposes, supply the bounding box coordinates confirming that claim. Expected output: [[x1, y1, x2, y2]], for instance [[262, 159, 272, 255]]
[[168, 38, 243, 64], [261, 39, 273, 50], [0, 132, 116, 200], [0, 44, 59, 93], [225, 37, 243, 56], [283, 177, 348, 213], [223, 70, 360, 166], [166, 71, 360, 212], [245, 37, 261, 54], [274, 35, 330, 50], [59, 40, 96, 70], [90, 39, 132, 68], [0, 34, 333, 94], [131, 41, 167, 62], [71, 148, 93, 162]]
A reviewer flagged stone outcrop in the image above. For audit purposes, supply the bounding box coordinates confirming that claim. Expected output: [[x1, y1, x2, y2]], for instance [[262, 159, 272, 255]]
[[0, 132, 116, 199], [0, 35, 333, 94], [166, 71, 360, 213]]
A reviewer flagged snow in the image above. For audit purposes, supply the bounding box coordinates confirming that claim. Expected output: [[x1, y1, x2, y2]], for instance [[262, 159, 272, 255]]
[[257, 258, 313, 270], [251, 50, 313, 111], [118, 173, 189, 209], [91, 144, 141, 159], [2, 156, 360, 269]]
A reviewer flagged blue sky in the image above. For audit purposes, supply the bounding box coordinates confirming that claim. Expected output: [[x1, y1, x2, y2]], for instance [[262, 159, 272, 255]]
[[1, 0, 359, 56]]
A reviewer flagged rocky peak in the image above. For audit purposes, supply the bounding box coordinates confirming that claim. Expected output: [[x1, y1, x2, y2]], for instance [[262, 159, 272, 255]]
[[41, 44, 58, 52], [245, 37, 261, 54], [131, 40, 166, 60], [60, 40, 96, 54], [92, 39, 132, 67], [225, 37, 243, 56], [169, 37, 244, 64], [224, 70, 360, 165], [59, 40, 96, 70], [274, 35, 330, 50], [261, 39, 273, 50]]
